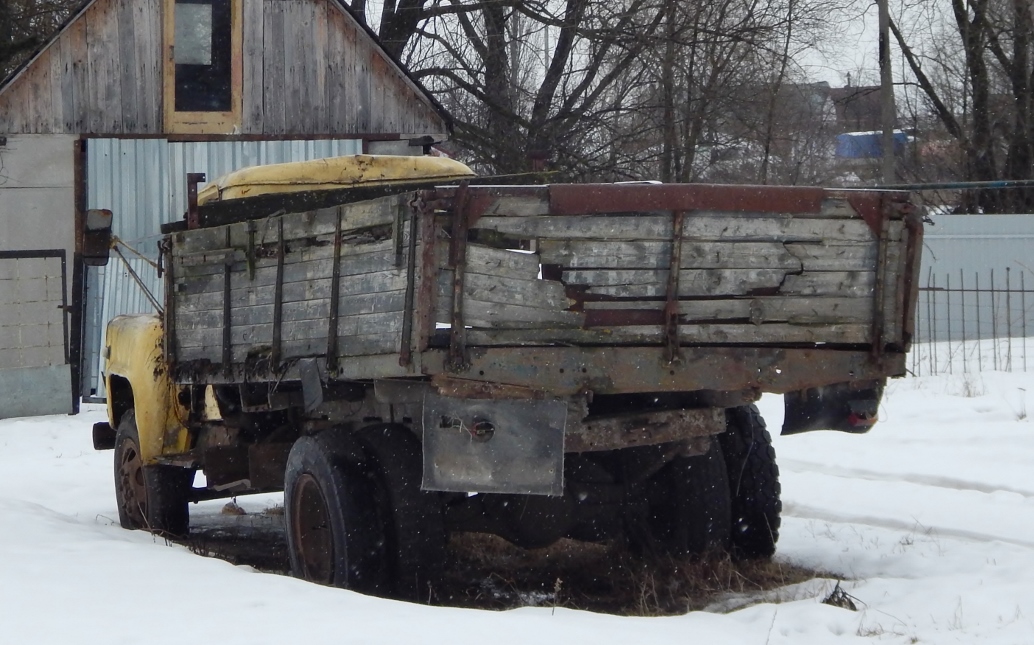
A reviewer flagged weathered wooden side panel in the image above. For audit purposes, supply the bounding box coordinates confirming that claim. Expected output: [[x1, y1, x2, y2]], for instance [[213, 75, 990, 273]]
[[169, 195, 413, 367], [167, 186, 916, 382], [451, 191, 914, 348]]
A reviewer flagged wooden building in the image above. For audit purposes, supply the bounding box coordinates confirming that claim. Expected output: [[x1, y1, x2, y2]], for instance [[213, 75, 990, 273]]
[[0, 0, 451, 418]]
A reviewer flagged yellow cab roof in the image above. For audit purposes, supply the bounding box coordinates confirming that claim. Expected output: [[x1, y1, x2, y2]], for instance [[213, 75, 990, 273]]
[[197, 154, 476, 205]]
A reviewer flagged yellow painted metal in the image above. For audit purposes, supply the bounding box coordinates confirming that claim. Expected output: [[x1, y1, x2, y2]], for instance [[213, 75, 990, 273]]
[[104, 314, 191, 463], [197, 154, 476, 205]]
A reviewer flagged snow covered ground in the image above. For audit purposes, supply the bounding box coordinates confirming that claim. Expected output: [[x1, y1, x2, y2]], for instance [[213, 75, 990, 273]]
[[1, 369, 1032, 644]]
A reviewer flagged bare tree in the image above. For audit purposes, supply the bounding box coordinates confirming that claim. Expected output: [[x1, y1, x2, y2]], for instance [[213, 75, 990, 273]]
[[0, 0, 80, 81], [892, 0, 1034, 212]]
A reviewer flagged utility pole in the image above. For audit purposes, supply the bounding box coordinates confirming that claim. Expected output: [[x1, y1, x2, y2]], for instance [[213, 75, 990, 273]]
[[878, 0, 896, 183]]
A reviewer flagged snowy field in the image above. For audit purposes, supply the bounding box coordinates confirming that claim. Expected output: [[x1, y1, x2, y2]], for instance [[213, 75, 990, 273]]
[[1, 369, 1032, 644]]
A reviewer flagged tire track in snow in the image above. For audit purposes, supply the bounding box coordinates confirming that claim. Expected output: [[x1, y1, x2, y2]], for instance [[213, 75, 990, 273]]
[[783, 501, 1034, 550], [781, 458, 1034, 499]]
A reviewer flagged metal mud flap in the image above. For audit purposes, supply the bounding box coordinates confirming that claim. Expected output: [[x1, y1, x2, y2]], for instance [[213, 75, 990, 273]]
[[422, 392, 567, 496]]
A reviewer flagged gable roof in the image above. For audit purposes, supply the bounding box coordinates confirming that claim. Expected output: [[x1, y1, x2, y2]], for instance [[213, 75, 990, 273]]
[[0, 0, 451, 133]]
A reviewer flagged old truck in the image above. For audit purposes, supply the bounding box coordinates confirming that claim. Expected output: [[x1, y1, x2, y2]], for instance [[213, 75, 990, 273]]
[[90, 154, 922, 600]]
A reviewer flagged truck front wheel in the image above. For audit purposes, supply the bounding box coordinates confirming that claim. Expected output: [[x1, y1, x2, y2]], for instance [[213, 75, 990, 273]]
[[113, 410, 193, 538], [718, 405, 782, 559]]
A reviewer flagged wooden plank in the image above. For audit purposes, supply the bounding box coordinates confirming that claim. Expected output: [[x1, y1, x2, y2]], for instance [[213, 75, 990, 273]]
[[460, 323, 872, 347], [262, 0, 286, 134], [539, 240, 802, 270], [175, 290, 406, 331], [49, 35, 65, 131], [476, 215, 877, 243], [175, 236, 400, 278], [177, 310, 404, 348], [140, 0, 162, 132], [176, 269, 409, 302], [437, 243, 541, 278], [434, 298, 585, 329], [584, 296, 873, 325], [437, 270, 574, 310], [85, 0, 122, 132], [171, 198, 400, 256], [242, 0, 265, 133], [67, 18, 88, 131], [779, 271, 875, 297], [474, 192, 552, 217], [818, 199, 859, 218], [178, 330, 402, 363], [785, 242, 877, 271], [311, 0, 329, 133], [176, 256, 407, 295], [282, 0, 302, 133], [117, 0, 139, 131], [177, 287, 407, 318], [325, 1, 347, 132], [562, 268, 787, 298], [54, 33, 74, 131], [356, 29, 371, 130]]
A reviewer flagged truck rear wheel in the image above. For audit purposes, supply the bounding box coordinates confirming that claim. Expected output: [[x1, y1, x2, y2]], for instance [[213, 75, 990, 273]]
[[719, 405, 781, 559], [640, 439, 732, 557], [113, 410, 193, 538], [356, 424, 446, 600], [284, 430, 389, 594]]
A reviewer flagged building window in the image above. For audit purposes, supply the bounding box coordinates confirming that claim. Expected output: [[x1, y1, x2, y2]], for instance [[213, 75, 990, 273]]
[[164, 0, 241, 133]]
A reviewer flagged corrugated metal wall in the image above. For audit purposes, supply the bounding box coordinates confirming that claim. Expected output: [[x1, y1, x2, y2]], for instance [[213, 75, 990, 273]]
[[917, 214, 1034, 342], [83, 138, 363, 398]]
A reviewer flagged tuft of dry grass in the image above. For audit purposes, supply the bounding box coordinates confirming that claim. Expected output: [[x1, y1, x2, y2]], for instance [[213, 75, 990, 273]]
[[437, 533, 823, 616], [179, 515, 829, 615]]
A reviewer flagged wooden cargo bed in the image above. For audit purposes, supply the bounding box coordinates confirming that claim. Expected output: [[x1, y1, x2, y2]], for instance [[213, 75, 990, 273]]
[[165, 182, 921, 393]]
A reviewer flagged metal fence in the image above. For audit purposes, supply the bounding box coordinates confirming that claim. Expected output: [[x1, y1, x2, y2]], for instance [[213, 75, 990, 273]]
[[911, 267, 1033, 375]]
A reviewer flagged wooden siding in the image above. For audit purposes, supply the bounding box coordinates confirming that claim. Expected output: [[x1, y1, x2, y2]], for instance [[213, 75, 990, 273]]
[[0, 0, 162, 134], [241, 0, 445, 136], [0, 0, 447, 136]]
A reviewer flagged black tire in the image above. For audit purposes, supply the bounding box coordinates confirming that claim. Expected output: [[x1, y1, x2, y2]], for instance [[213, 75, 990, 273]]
[[718, 405, 782, 559], [642, 439, 732, 557], [284, 430, 389, 594], [357, 424, 446, 601], [113, 410, 193, 538]]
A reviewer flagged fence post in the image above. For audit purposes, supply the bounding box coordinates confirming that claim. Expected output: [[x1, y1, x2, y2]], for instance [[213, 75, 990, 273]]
[[992, 269, 999, 371], [960, 269, 967, 374], [976, 272, 983, 372], [946, 272, 953, 374], [1022, 270, 1028, 372], [1006, 267, 1012, 372]]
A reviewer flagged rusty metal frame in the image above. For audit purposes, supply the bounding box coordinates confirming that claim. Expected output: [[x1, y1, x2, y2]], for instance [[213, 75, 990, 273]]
[[414, 191, 443, 354], [221, 227, 233, 374], [547, 183, 826, 217], [446, 182, 471, 371], [186, 173, 207, 230], [899, 202, 924, 347], [399, 199, 420, 367], [326, 209, 343, 372], [271, 217, 285, 368], [420, 346, 907, 398], [566, 407, 725, 452], [869, 198, 891, 356], [664, 210, 685, 362]]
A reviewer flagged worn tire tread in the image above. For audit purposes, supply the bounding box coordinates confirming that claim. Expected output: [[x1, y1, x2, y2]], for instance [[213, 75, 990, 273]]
[[719, 405, 782, 559]]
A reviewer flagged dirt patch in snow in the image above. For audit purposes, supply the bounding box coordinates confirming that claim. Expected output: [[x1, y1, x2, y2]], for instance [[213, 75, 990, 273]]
[[180, 510, 822, 615]]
